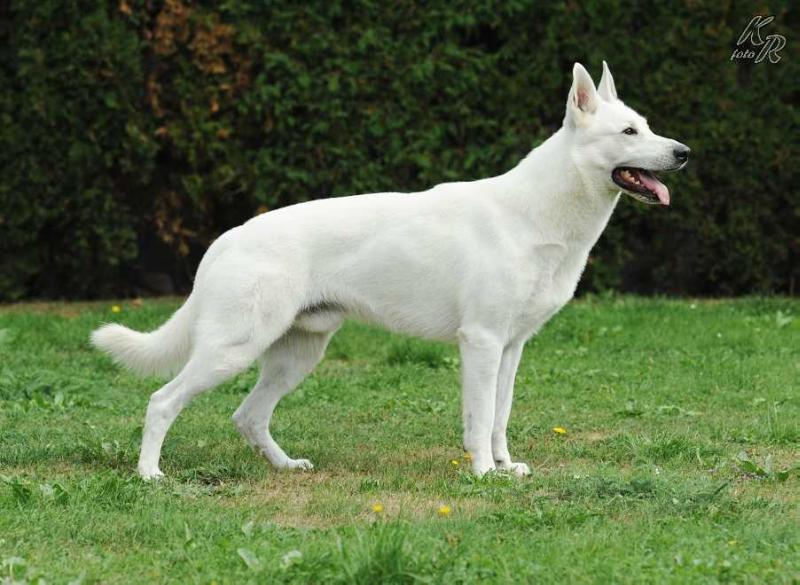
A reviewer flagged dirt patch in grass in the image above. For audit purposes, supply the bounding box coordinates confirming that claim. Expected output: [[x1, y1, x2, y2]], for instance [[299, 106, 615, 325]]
[[731, 481, 800, 505], [223, 470, 494, 528], [0, 297, 184, 315], [351, 491, 493, 522], [576, 430, 618, 442], [0, 300, 111, 315]]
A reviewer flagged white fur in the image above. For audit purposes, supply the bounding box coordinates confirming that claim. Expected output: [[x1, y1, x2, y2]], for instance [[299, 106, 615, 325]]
[[91, 62, 688, 479], [91, 300, 194, 377]]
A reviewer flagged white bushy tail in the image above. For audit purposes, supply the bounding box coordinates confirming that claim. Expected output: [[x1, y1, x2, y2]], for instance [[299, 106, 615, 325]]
[[91, 298, 194, 378]]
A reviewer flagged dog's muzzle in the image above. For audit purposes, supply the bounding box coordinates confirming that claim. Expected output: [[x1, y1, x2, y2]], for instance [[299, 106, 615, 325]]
[[673, 144, 690, 164]]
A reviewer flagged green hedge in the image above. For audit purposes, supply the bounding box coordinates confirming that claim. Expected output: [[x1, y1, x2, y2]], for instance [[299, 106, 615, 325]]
[[1, 1, 797, 300]]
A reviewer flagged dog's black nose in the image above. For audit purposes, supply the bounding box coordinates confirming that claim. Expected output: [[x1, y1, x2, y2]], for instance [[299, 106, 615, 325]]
[[673, 145, 690, 163]]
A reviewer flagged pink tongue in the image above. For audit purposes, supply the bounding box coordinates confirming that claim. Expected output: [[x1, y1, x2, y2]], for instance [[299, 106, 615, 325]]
[[636, 171, 670, 205]]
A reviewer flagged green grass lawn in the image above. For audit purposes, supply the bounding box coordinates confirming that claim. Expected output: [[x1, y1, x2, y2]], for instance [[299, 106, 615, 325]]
[[1, 296, 798, 583]]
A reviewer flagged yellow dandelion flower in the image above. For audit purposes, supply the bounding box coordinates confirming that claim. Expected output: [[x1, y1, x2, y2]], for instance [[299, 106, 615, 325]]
[[372, 502, 384, 514], [438, 505, 451, 517], [462, 452, 473, 462], [552, 426, 567, 435], [111, 305, 122, 313], [450, 459, 460, 468]]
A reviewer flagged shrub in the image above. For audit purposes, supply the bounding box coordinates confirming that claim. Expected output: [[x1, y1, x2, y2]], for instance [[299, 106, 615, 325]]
[[0, 1, 797, 299]]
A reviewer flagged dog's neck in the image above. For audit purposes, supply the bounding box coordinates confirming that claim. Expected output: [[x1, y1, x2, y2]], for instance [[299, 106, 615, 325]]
[[499, 128, 620, 252]]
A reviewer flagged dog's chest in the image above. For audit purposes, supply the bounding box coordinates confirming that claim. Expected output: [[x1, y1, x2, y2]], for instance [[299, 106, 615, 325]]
[[506, 243, 588, 339]]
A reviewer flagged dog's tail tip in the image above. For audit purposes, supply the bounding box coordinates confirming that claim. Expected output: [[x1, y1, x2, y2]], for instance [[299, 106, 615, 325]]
[[90, 303, 192, 378], [90, 322, 133, 354], [91, 323, 156, 377]]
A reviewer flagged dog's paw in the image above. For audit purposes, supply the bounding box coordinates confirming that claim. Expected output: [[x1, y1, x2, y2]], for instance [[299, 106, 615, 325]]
[[470, 460, 497, 477], [281, 458, 314, 471], [138, 466, 165, 481], [497, 461, 531, 477]]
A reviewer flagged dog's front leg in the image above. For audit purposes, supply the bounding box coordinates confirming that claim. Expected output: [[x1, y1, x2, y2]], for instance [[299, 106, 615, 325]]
[[492, 341, 530, 476], [458, 327, 503, 476]]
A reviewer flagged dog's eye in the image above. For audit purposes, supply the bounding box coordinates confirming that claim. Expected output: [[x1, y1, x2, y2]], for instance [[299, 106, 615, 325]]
[[622, 127, 637, 135]]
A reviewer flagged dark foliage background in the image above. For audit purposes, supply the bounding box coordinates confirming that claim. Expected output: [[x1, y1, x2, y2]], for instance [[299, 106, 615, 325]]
[[0, 1, 797, 300]]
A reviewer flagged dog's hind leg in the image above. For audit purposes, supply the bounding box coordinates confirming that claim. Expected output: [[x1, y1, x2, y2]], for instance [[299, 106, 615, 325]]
[[232, 324, 339, 470], [137, 292, 299, 480], [137, 343, 263, 480]]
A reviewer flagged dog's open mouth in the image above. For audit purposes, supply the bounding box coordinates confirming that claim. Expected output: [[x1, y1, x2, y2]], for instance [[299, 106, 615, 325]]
[[612, 167, 670, 206]]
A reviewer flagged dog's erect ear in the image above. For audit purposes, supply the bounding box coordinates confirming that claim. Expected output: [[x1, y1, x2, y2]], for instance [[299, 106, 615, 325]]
[[597, 60, 618, 101], [565, 63, 599, 127]]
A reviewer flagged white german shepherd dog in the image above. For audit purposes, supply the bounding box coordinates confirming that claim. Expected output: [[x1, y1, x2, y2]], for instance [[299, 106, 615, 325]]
[[92, 62, 689, 479]]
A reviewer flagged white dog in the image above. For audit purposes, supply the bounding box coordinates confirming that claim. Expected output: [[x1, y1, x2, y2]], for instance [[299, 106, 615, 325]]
[[92, 62, 689, 480]]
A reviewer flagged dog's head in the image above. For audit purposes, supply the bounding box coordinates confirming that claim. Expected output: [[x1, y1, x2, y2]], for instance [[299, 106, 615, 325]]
[[564, 62, 689, 205]]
